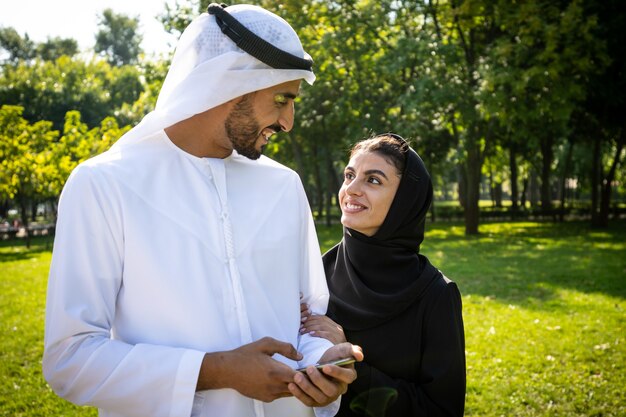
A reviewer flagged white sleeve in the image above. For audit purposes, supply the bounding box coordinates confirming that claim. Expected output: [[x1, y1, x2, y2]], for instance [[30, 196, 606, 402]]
[[42, 164, 205, 417], [292, 178, 341, 416]]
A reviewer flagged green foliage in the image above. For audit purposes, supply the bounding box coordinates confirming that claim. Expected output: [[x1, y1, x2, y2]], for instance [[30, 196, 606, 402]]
[[49, 111, 129, 196], [0, 27, 78, 63], [157, 0, 206, 38], [0, 106, 59, 202], [35, 37, 79, 61], [0, 56, 143, 130], [1, 0, 624, 231], [0, 27, 35, 62], [95, 8, 143, 66], [0, 105, 129, 215]]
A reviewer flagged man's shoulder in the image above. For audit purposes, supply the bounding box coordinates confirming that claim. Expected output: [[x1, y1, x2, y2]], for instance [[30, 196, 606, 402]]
[[67, 131, 170, 190], [81, 130, 169, 169], [234, 154, 299, 177], [258, 155, 295, 172]]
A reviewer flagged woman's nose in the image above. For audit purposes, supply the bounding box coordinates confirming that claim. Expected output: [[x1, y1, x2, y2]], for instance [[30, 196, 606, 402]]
[[345, 179, 362, 195]]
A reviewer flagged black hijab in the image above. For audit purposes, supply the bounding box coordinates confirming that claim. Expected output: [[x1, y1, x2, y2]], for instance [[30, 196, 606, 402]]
[[324, 135, 441, 330]]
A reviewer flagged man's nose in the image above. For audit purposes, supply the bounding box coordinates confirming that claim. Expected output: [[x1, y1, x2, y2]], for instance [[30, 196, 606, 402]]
[[278, 102, 295, 132]]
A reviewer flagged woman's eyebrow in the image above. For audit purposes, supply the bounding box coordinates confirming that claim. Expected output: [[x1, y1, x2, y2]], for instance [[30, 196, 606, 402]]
[[364, 169, 389, 179]]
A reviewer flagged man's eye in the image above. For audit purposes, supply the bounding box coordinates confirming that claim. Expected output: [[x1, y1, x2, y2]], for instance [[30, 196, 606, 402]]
[[274, 94, 287, 105]]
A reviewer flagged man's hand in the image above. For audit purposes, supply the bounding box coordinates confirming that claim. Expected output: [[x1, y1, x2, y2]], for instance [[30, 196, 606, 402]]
[[288, 342, 364, 407], [197, 337, 301, 402]]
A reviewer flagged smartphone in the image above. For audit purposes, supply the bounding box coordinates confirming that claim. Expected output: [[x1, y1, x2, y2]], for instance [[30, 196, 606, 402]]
[[296, 357, 356, 373]]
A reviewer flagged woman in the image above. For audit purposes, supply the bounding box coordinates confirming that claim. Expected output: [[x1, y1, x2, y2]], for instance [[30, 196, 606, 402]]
[[300, 134, 466, 416]]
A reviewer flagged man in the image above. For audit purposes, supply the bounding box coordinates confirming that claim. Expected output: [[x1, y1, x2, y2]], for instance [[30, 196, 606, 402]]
[[43, 4, 363, 417]]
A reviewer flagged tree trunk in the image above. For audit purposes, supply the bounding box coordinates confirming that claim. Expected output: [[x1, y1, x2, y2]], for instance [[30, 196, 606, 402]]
[[0, 199, 9, 219], [493, 182, 503, 208], [488, 170, 495, 207], [18, 196, 31, 249], [529, 171, 539, 208], [558, 139, 575, 222], [288, 134, 306, 184], [598, 131, 624, 227], [539, 136, 554, 210], [520, 177, 529, 209], [311, 140, 324, 222], [590, 135, 602, 227], [509, 146, 519, 211], [31, 201, 37, 222], [464, 144, 481, 235], [457, 163, 467, 209], [324, 150, 340, 227]]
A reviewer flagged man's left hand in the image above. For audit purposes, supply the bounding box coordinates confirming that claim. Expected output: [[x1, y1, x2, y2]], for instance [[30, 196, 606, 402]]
[[288, 342, 364, 407]]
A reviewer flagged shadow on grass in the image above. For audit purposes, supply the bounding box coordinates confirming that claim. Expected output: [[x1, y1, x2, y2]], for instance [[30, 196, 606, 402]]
[[424, 220, 626, 306], [317, 220, 626, 307], [0, 236, 54, 263]]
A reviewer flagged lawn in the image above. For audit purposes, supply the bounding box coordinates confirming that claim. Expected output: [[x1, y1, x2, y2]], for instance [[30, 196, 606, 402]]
[[1, 221, 625, 416]]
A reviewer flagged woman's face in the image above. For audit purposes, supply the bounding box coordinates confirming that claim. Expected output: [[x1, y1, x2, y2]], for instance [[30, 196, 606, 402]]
[[339, 150, 402, 236]]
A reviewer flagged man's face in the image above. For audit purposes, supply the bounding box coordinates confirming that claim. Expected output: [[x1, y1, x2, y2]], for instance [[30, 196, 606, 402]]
[[224, 79, 301, 160]]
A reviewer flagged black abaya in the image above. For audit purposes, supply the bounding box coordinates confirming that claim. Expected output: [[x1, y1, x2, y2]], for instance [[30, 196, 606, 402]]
[[324, 142, 466, 416]]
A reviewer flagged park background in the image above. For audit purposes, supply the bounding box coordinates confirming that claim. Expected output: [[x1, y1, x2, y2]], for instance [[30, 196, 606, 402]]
[[1, 0, 624, 415]]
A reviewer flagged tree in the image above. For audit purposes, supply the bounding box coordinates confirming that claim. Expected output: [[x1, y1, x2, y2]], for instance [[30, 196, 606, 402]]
[[95, 8, 143, 66], [1, 27, 78, 63], [583, 0, 626, 227], [0, 105, 59, 246], [0, 105, 130, 245], [486, 0, 605, 216], [0, 27, 35, 63], [36, 36, 79, 61], [0, 56, 143, 130]]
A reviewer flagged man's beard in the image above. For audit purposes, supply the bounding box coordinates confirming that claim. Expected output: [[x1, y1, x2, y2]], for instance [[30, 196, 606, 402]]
[[224, 95, 263, 160]]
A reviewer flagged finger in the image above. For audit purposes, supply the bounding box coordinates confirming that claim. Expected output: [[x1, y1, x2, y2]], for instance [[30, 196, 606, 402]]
[[320, 364, 357, 385], [300, 317, 327, 331], [351, 344, 364, 362], [301, 316, 323, 326], [305, 365, 344, 398], [302, 320, 336, 332], [288, 381, 315, 407], [272, 384, 296, 399], [294, 368, 329, 405], [300, 303, 310, 322], [258, 337, 303, 361], [334, 342, 364, 362]]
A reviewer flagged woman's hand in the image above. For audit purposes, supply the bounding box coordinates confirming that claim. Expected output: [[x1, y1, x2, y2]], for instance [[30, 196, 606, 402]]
[[300, 298, 347, 345]]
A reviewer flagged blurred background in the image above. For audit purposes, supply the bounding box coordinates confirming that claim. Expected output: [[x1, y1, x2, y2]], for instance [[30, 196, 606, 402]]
[[1, 1, 624, 416]]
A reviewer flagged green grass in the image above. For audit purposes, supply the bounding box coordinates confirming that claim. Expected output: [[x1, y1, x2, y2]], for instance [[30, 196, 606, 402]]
[[318, 221, 626, 416], [2, 222, 625, 416], [0, 236, 95, 416]]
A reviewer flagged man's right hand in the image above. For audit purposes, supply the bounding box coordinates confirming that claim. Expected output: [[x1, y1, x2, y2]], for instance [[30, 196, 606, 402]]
[[196, 337, 302, 402]]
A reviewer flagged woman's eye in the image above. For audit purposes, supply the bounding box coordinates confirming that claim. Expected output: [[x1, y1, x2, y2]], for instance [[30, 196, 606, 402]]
[[344, 172, 354, 180], [368, 177, 381, 185]]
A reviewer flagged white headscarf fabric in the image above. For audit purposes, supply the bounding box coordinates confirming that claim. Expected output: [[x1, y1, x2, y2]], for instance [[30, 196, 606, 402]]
[[113, 4, 315, 149]]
